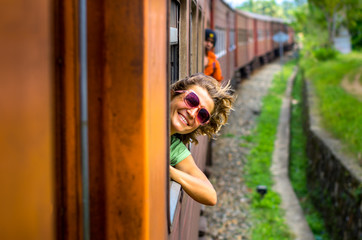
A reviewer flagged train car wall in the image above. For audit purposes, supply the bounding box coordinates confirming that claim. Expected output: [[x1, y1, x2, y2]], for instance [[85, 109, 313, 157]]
[[87, 1, 168, 239], [246, 14, 255, 65], [213, 0, 230, 83], [227, 9, 236, 82], [266, 21, 274, 61], [235, 11, 249, 70], [54, 1, 83, 239], [0, 0, 54, 239], [55, 0, 169, 239]]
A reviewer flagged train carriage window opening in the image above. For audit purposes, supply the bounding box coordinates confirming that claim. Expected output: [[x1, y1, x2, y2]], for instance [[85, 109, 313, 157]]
[[178, 0, 188, 78], [229, 30, 235, 51], [237, 29, 242, 44], [258, 29, 264, 40], [170, 0, 180, 84], [170, 0, 199, 231], [189, 8, 192, 74], [197, 9, 203, 72], [214, 28, 226, 59], [238, 29, 247, 45], [248, 29, 253, 42], [190, 2, 198, 74]]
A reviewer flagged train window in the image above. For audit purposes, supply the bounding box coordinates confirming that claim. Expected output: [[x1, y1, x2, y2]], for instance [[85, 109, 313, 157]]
[[169, 0, 182, 232], [178, 0, 188, 78], [229, 30, 235, 51], [169, 180, 182, 227], [248, 29, 253, 42], [258, 29, 264, 40], [170, 0, 180, 84], [189, 5, 193, 74], [190, 2, 198, 74], [238, 29, 247, 44], [197, 9, 203, 72], [214, 28, 226, 58], [243, 29, 247, 42]]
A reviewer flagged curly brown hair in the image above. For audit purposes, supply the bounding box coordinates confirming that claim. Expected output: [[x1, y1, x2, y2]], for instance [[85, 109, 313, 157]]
[[171, 73, 235, 144]]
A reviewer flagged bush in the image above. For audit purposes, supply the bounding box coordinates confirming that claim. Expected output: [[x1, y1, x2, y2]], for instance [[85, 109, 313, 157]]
[[312, 47, 339, 61]]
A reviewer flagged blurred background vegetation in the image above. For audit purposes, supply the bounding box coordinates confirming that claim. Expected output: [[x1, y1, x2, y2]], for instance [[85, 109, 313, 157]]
[[233, 0, 362, 52]]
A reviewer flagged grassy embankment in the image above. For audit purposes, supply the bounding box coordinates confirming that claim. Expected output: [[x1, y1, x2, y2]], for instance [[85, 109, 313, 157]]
[[300, 52, 362, 163], [289, 51, 362, 239]]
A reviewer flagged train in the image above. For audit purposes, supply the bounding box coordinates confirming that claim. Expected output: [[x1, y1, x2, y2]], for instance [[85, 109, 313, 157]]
[[0, 0, 294, 239]]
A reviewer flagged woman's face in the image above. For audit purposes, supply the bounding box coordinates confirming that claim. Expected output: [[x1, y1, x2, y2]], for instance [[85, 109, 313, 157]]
[[170, 85, 214, 135]]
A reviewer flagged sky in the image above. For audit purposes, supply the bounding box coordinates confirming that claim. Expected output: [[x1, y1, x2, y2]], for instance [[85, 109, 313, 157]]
[[224, 0, 287, 8]]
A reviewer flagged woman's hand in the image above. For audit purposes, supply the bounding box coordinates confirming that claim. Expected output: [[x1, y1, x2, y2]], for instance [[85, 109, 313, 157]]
[[169, 155, 217, 206]]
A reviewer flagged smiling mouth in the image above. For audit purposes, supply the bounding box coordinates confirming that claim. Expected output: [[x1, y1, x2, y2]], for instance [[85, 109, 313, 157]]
[[179, 113, 190, 126]]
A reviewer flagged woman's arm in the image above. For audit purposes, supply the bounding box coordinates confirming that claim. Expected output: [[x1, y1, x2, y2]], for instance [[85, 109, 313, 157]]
[[170, 155, 217, 206]]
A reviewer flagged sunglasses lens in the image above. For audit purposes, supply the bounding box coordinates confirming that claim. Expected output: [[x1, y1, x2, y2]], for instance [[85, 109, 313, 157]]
[[197, 108, 210, 124], [184, 92, 199, 108]]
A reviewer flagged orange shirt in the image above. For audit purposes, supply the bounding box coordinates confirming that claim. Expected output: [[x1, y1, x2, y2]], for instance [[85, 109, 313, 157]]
[[204, 51, 223, 82]]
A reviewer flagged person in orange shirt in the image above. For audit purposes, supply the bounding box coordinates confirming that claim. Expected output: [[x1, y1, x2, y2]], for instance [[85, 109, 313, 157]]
[[204, 29, 223, 83]]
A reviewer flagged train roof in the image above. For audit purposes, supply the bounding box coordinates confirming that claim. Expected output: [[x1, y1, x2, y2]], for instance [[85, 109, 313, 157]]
[[221, 0, 235, 12], [236, 9, 290, 24]]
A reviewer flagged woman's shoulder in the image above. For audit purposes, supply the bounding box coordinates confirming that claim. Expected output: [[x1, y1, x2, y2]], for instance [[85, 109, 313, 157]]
[[171, 134, 179, 142], [171, 135, 185, 149], [170, 135, 190, 166], [207, 51, 217, 59]]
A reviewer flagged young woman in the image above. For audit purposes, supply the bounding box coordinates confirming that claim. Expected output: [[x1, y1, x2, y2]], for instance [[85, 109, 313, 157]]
[[169, 73, 235, 206]]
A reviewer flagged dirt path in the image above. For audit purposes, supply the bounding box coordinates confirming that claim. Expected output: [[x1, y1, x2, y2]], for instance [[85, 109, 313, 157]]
[[201, 62, 282, 240], [201, 61, 314, 240], [271, 68, 314, 240]]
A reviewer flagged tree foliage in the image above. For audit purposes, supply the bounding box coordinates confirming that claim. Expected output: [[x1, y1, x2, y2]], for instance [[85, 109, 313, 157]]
[[308, 0, 362, 48], [344, 0, 362, 49], [308, 0, 345, 46], [236, 0, 284, 19], [234, 0, 362, 49], [235, 0, 307, 20]]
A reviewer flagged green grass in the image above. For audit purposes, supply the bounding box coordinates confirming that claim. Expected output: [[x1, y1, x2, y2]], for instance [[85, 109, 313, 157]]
[[347, 67, 362, 84], [244, 61, 296, 240], [300, 52, 362, 164], [290, 71, 329, 239]]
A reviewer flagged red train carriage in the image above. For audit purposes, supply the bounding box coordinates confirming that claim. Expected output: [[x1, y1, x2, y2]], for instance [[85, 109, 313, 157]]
[[245, 12, 256, 67], [238, 10, 271, 67], [235, 10, 249, 70], [212, 0, 234, 83], [227, 8, 236, 83], [265, 19, 274, 61], [0, 0, 294, 239]]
